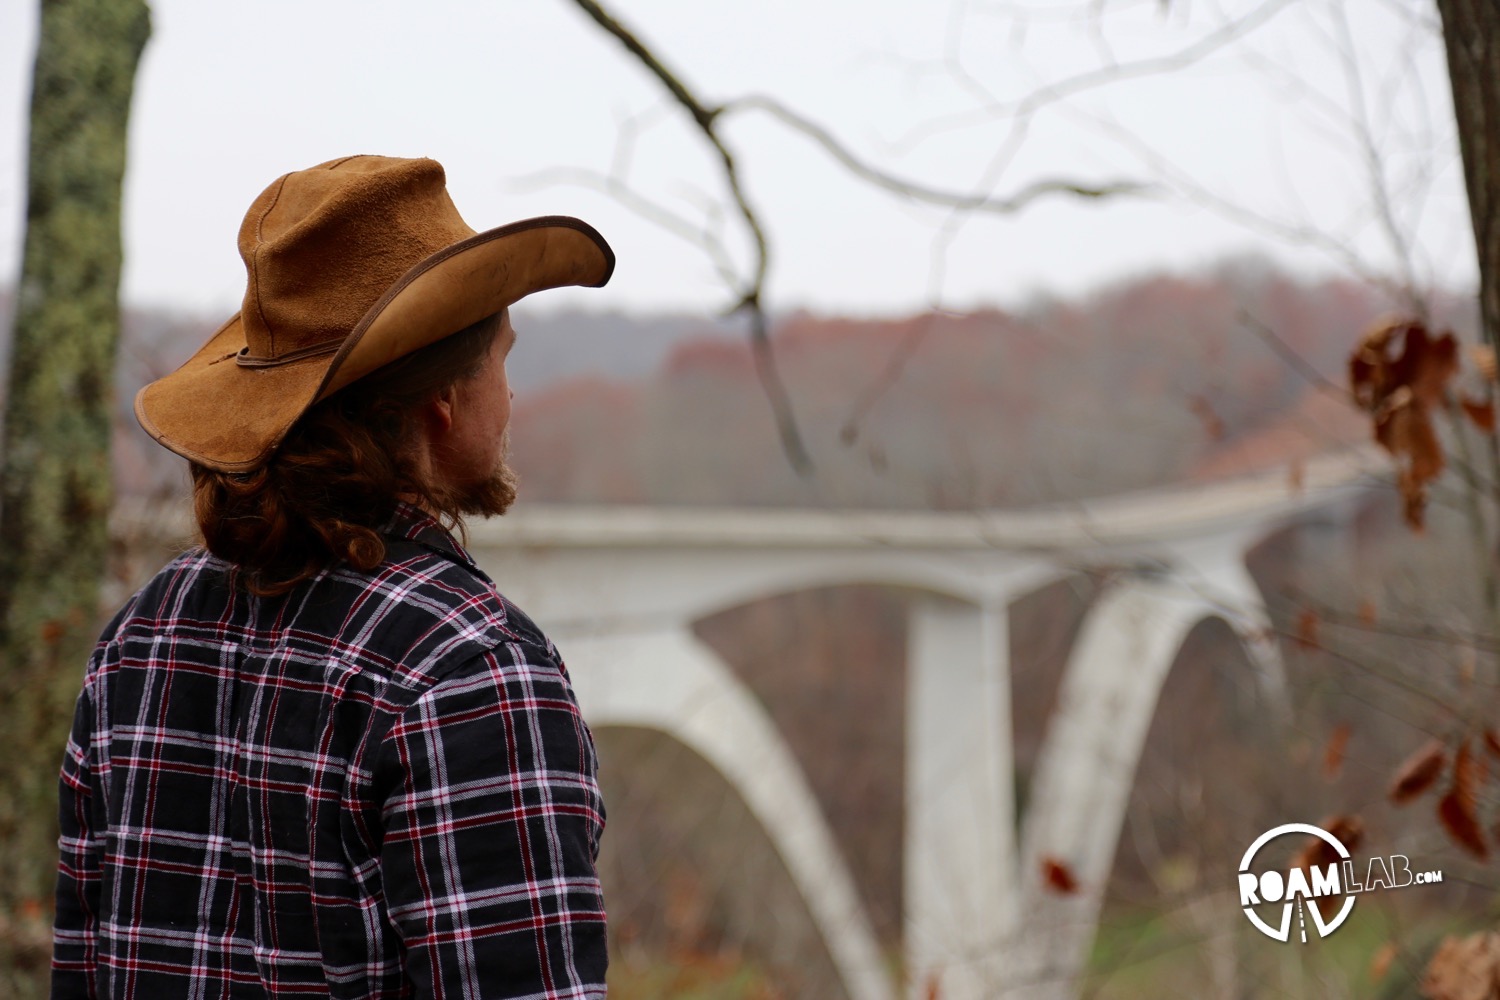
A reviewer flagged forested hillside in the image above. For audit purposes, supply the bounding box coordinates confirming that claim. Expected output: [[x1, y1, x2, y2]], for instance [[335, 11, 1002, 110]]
[[0, 261, 1475, 508], [508, 263, 1474, 507]]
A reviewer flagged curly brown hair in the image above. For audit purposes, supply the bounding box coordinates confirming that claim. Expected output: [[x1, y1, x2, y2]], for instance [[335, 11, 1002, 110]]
[[190, 313, 505, 596]]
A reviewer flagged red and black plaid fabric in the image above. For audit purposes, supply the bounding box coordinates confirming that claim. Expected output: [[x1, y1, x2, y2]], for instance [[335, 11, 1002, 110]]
[[53, 503, 607, 999]]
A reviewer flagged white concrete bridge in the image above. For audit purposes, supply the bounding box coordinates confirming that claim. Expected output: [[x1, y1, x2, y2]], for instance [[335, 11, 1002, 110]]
[[110, 447, 1386, 999], [454, 448, 1386, 1000]]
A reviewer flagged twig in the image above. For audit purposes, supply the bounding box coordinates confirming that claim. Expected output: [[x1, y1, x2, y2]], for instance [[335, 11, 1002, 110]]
[[891, 0, 1299, 152], [724, 94, 1153, 213], [838, 312, 940, 446], [512, 165, 742, 292], [1329, 0, 1425, 316], [564, 0, 812, 473], [1234, 308, 1353, 402]]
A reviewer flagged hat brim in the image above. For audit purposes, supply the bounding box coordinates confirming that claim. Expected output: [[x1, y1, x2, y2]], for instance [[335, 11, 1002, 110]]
[[136, 216, 614, 472]]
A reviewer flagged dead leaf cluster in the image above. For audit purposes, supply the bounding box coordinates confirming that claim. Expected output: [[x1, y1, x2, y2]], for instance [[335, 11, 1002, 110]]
[[1388, 735, 1500, 860], [1293, 814, 1364, 874], [1348, 318, 1461, 530], [1423, 932, 1500, 1000]]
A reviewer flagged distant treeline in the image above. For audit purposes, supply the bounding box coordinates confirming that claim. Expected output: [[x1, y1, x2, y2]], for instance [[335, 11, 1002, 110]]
[[509, 263, 1476, 508], [0, 261, 1478, 508]]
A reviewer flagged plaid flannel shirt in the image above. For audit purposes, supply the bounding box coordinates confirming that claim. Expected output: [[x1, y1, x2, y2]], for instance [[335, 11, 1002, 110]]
[[53, 502, 607, 999]]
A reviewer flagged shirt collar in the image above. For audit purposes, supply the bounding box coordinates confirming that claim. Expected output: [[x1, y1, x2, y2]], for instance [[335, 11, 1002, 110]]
[[379, 500, 481, 572]]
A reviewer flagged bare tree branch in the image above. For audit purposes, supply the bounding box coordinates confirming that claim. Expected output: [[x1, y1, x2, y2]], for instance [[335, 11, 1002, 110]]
[[562, 0, 1161, 475], [890, 0, 1299, 152], [723, 94, 1154, 213], [1234, 309, 1353, 403], [564, 0, 812, 473], [1329, 0, 1424, 314], [564, 0, 720, 133], [810, 2, 1299, 443], [1062, 99, 1422, 300], [513, 164, 742, 292]]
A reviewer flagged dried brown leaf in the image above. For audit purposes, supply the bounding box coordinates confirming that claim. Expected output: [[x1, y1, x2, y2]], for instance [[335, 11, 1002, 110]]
[[1413, 331, 1460, 408], [1401, 477, 1430, 532], [1438, 746, 1487, 860], [1350, 319, 1400, 410], [1377, 392, 1446, 482], [1462, 397, 1497, 433], [1471, 344, 1498, 383], [1324, 723, 1352, 780], [1383, 407, 1441, 527], [1351, 318, 1457, 408], [1484, 729, 1500, 759], [1295, 609, 1321, 651], [1040, 857, 1079, 894], [1294, 814, 1364, 873], [1188, 394, 1226, 441], [1369, 941, 1398, 984], [1350, 319, 1458, 532], [1437, 791, 1487, 859], [1456, 740, 1484, 799], [1422, 932, 1500, 1000], [1389, 739, 1447, 805]]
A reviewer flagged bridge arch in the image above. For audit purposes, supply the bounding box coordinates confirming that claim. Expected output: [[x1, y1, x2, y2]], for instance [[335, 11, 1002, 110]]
[[1008, 573, 1282, 999], [560, 625, 894, 1000], [591, 723, 853, 995], [551, 560, 1284, 1000]]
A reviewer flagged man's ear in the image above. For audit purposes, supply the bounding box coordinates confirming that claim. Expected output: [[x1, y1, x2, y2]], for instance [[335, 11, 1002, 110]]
[[425, 385, 457, 436]]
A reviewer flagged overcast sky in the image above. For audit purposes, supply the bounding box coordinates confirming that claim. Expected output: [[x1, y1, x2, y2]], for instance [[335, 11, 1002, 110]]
[[0, 0, 1476, 320]]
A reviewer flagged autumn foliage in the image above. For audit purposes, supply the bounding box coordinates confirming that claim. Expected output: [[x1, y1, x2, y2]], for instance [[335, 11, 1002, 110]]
[[1438, 741, 1488, 860], [1293, 814, 1364, 874], [1349, 318, 1461, 529], [1040, 857, 1080, 895], [1322, 722, 1351, 779], [1388, 735, 1496, 860], [1422, 932, 1500, 1000], [1389, 739, 1449, 805]]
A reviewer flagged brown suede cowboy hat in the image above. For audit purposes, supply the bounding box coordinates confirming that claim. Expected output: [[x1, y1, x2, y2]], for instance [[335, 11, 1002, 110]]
[[135, 154, 615, 472]]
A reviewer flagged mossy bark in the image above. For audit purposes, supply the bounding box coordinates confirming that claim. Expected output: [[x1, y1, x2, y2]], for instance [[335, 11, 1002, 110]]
[[0, 1, 150, 995], [1437, 0, 1500, 344]]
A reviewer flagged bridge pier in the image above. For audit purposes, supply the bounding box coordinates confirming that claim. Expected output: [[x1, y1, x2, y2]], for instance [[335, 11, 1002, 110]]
[[904, 594, 1016, 999]]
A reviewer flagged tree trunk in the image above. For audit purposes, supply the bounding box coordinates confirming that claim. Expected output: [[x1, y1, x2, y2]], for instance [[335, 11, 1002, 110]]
[[1436, 0, 1500, 345], [0, 1, 150, 995]]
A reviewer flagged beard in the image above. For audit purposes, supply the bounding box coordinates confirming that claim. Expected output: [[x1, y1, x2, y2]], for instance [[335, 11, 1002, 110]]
[[440, 428, 520, 518], [449, 456, 520, 518]]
